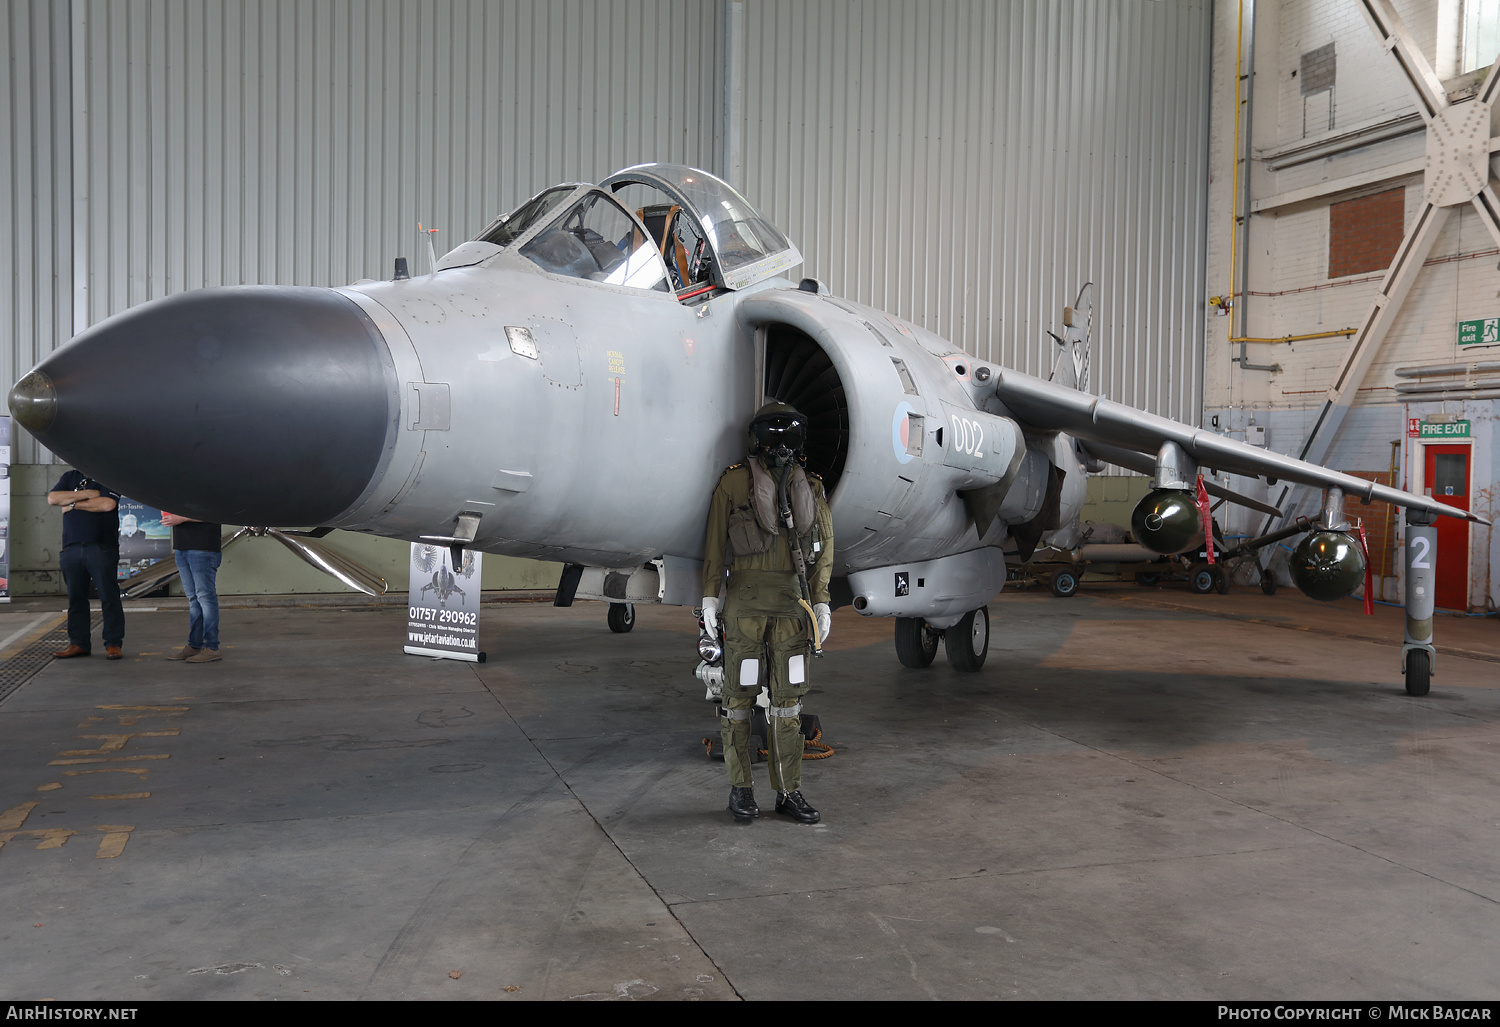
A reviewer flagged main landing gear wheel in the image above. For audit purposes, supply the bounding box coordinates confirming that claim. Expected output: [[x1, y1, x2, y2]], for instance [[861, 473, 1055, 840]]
[[1214, 568, 1230, 595], [1049, 570, 1079, 598], [944, 606, 989, 673], [1189, 569, 1216, 595], [607, 602, 635, 633], [1405, 649, 1431, 697], [894, 616, 940, 668]]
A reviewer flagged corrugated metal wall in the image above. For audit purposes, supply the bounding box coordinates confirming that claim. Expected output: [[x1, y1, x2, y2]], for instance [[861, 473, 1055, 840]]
[[3, 0, 725, 463], [4, 0, 1210, 464], [2, 0, 73, 452], [734, 0, 1212, 425]]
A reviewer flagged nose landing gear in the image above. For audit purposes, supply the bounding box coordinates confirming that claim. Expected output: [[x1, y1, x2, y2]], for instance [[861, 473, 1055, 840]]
[[893, 606, 990, 672]]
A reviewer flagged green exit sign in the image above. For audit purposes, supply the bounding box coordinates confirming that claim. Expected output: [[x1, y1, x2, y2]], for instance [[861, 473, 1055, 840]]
[[1458, 318, 1500, 345], [1419, 420, 1471, 439]]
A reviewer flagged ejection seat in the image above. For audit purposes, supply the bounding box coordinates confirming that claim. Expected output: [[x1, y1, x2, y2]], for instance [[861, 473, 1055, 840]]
[[636, 203, 694, 289]]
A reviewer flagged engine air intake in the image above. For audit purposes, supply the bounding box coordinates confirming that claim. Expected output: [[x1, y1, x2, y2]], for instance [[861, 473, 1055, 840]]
[[763, 324, 850, 495]]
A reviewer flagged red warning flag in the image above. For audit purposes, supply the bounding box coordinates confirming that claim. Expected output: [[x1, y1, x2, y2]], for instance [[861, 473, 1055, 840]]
[[1356, 519, 1373, 616], [1195, 474, 1214, 565]]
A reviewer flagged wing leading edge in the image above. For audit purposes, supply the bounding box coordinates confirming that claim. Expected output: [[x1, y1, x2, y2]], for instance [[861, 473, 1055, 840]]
[[993, 367, 1489, 526]]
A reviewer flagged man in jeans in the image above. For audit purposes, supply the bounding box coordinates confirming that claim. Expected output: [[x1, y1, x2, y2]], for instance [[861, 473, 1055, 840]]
[[161, 512, 224, 663], [47, 470, 125, 659]]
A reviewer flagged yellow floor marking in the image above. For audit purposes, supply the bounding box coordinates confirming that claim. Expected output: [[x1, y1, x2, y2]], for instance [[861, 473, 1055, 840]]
[[49, 754, 169, 765], [58, 730, 180, 756], [94, 825, 134, 858], [63, 767, 149, 778], [36, 783, 61, 791], [0, 802, 39, 831], [88, 793, 150, 800], [105, 707, 189, 725], [0, 828, 76, 851]]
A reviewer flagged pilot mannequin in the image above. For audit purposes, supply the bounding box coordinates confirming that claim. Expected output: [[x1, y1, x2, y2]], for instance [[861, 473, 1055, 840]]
[[701, 403, 834, 823]]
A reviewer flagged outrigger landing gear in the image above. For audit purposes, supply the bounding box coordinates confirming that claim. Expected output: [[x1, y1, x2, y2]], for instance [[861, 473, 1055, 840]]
[[1402, 509, 1437, 697]]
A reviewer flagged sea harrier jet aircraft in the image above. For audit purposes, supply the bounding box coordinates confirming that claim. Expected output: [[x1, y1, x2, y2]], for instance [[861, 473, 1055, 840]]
[[10, 164, 1483, 695]]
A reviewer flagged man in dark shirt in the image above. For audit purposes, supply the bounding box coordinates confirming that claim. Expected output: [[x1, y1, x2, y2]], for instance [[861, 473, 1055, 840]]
[[47, 469, 125, 659], [160, 513, 224, 663]]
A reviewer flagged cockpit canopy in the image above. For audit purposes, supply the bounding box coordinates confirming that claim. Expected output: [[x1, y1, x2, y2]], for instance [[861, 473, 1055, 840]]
[[436, 163, 801, 295], [602, 164, 801, 291]]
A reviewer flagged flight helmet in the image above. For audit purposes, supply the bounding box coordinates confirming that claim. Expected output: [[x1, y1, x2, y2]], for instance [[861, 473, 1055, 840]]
[[748, 402, 808, 468]]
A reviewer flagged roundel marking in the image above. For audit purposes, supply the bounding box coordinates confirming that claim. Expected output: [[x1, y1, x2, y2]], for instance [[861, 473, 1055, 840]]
[[891, 401, 915, 464]]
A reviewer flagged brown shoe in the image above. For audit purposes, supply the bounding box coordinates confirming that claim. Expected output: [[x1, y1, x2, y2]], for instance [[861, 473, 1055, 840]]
[[105, 646, 123, 660], [166, 646, 201, 661], [52, 643, 90, 659], [185, 648, 222, 663]]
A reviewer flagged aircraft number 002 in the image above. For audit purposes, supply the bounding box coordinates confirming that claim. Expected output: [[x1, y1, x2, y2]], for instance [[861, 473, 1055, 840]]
[[950, 415, 985, 459]]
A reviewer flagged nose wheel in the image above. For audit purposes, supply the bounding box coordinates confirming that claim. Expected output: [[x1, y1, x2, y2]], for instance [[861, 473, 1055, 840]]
[[894, 616, 941, 667]]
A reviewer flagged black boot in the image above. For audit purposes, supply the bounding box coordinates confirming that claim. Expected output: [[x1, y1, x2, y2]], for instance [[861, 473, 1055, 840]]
[[775, 790, 820, 823], [727, 786, 760, 821]]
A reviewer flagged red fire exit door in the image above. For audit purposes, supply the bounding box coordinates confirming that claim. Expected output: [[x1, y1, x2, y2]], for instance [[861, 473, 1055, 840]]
[[1423, 444, 1471, 610]]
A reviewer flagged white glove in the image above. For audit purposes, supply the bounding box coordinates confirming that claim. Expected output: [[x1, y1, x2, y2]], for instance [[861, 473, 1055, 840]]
[[701, 596, 719, 636], [814, 602, 831, 643]]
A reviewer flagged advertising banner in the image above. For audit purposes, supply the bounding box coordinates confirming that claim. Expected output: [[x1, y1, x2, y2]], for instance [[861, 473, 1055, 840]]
[[117, 499, 172, 580], [404, 543, 485, 662], [0, 416, 9, 602]]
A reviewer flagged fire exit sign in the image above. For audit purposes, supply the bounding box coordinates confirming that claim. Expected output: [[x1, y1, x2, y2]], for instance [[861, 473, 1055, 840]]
[[1418, 420, 1471, 439], [1457, 318, 1500, 345]]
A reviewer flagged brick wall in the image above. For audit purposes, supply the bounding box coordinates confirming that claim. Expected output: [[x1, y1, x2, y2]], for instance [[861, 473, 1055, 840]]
[[1337, 472, 1399, 576], [1328, 187, 1406, 278]]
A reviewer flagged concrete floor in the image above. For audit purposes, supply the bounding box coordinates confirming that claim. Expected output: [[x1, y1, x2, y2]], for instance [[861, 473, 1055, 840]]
[[0, 585, 1497, 1001]]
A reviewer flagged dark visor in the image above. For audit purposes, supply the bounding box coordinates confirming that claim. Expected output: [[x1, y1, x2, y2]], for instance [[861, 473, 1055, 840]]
[[751, 415, 806, 451]]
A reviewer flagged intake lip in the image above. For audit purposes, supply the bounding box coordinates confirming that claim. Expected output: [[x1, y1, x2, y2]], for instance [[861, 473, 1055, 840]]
[[11, 286, 398, 526]]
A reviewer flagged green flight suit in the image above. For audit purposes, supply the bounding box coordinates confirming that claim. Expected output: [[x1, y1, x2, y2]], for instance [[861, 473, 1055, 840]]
[[702, 460, 833, 793]]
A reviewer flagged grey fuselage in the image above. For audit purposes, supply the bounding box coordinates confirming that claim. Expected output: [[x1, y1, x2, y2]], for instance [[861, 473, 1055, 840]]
[[328, 254, 1075, 576]]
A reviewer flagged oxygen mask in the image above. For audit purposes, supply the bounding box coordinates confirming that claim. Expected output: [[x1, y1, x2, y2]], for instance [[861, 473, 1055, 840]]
[[761, 444, 797, 468]]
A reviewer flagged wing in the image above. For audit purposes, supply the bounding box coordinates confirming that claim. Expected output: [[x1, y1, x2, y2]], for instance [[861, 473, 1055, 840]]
[[993, 367, 1489, 525]]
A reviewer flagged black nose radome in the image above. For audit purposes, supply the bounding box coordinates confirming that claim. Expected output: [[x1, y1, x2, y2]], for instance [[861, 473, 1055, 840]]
[[11, 286, 397, 526]]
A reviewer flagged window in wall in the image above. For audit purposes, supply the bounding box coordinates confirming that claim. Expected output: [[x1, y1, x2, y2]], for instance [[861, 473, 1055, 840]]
[[1329, 188, 1405, 278], [1463, 0, 1500, 73], [1300, 43, 1336, 136]]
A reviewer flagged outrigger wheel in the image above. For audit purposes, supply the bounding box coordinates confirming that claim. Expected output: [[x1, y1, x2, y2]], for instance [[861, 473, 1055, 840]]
[[1405, 649, 1431, 697]]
